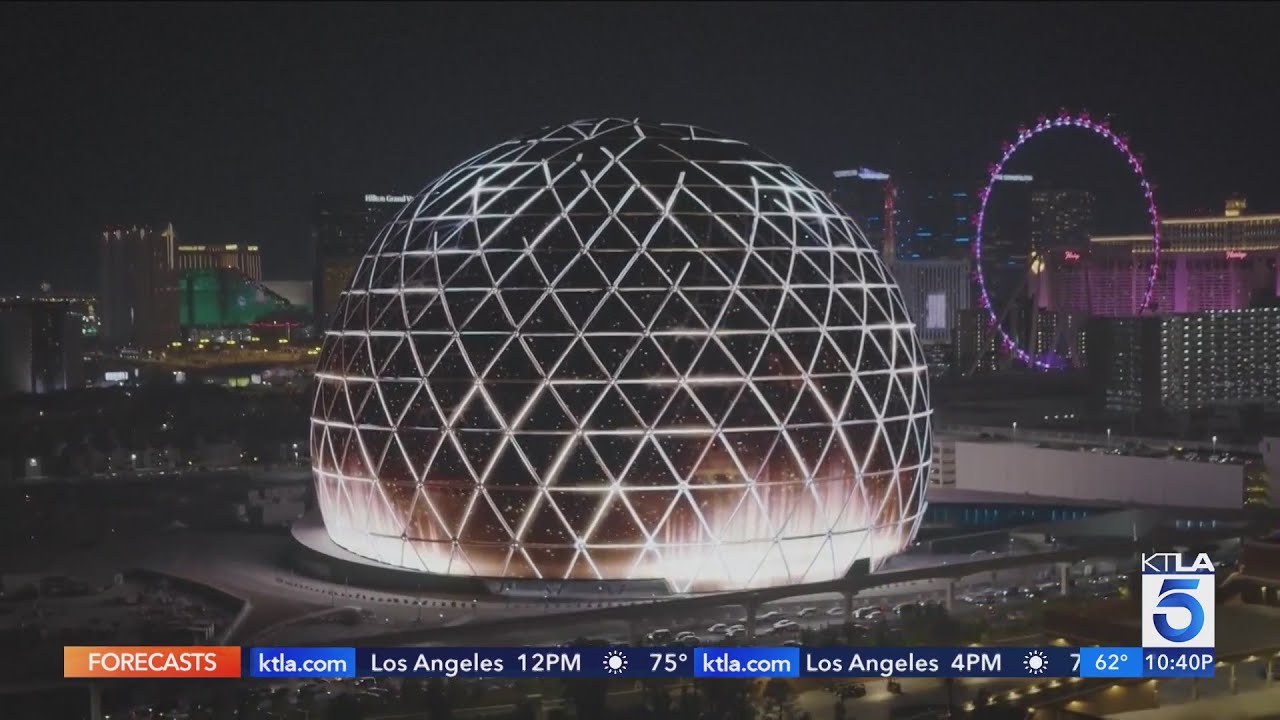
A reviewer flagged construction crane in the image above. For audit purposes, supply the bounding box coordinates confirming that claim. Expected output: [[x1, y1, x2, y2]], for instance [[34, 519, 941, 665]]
[[833, 167, 898, 260]]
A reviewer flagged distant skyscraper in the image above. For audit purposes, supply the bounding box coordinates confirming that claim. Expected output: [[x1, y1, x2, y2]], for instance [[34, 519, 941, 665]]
[[99, 225, 179, 348], [0, 299, 84, 394], [831, 173, 982, 261], [1030, 189, 1094, 253], [956, 308, 1004, 375], [311, 193, 409, 332], [830, 172, 890, 256], [1089, 307, 1280, 416], [1028, 310, 1089, 367], [979, 176, 1035, 304], [886, 258, 971, 344], [831, 166, 1041, 264], [897, 188, 974, 260], [175, 243, 263, 281]]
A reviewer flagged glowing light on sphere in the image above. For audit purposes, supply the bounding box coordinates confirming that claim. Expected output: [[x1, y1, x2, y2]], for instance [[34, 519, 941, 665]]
[[973, 112, 1161, 370], [310, 119, 932, 593]]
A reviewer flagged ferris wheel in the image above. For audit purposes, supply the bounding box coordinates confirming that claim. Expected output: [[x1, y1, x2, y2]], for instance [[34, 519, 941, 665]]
[[970, 112, 1162, 371]]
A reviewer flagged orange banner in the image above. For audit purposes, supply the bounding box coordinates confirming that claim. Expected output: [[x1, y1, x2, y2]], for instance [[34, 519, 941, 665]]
[[64, 646, 241, 678]]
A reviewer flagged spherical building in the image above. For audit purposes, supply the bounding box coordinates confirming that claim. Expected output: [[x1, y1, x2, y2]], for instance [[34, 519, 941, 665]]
[[310, 119, 931, 594]]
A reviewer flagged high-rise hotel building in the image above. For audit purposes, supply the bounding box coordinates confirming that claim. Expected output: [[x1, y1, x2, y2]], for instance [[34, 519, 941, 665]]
[[1090, 306, 1280, 416], [1041, 201, 1280, 317], [175, 243, 262, 281], [886, 258, 972, 345], [99, 224, 180, 348], [311, 193, 410, 332], [0, 299, 84, 394]]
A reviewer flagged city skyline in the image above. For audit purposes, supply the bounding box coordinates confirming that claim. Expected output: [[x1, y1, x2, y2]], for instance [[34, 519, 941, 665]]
[[2, 3, 1278, 293], [3, 6, 1280, 714]]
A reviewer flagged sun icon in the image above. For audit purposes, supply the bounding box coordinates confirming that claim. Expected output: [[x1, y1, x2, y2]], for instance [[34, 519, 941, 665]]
[[1024, 650, 1048, 675], [603, 650, 628, 675]]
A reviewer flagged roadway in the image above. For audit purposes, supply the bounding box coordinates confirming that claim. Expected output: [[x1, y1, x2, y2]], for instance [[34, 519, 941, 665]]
[[344, 545, 1111, 646], [23, 510, 1262, 649], [157, 529, 1220, 646], [328, 517, 1266, 646]]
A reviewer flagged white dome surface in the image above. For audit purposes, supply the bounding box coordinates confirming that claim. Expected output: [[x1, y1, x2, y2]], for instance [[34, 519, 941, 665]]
[[311, 119, 931, 593]]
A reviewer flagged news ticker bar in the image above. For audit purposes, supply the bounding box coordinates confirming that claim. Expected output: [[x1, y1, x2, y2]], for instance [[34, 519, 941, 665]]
[[64, 646, 1217, 679]]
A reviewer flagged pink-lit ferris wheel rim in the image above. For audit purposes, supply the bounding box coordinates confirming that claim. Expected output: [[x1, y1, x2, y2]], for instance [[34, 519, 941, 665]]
[[972, 112, 1161, 370]]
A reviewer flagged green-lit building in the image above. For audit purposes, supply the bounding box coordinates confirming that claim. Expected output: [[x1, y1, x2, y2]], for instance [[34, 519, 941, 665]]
[[179, 269, 299, 329]]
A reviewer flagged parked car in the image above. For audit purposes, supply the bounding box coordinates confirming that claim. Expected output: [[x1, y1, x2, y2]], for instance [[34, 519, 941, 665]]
[[836, 682, 866, 699], [647, 629, 672, 643]]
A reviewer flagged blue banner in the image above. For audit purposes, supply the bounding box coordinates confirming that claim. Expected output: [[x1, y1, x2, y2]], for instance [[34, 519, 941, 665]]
[[801, 647, 1081, 678], [1080, 647, 1143, 678], [356, 646, 698, 678], [694, 648, 800, 678], [248, 647, 356, 678], [1142, 648, 1216, 678], [239, 645, 1208, 679]]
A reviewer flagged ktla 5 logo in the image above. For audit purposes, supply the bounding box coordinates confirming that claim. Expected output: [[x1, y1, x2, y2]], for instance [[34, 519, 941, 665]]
[[1141, 552, 1215, 648]]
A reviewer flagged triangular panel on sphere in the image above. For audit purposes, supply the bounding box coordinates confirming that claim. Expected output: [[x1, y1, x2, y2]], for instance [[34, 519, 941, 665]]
[[655, 433, 713, 483], [486, 486, 536, 535], [547, 489, 602, 541], [625, 488, 680, 536], [555, 339, 609, 381], [585, 492, 646, 544], [422, 485, 474, 539], [584, 433, 643, 481], [524, 335, 574, 374], [520, 496, 575, 545], [549, 439, 610, 488], [754, 481, 806, 537], [457, 492, 509, 543], [619, 383, 675, 428], [657, 386, 713, 428], [618, 438, 679, 487], [654, 491, 713, 546], [459, 292, 508, 333], [588, 386, 644, 431]]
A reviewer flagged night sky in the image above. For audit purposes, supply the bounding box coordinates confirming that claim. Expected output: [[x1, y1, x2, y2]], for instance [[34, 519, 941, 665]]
[[3, 2, 1276, 292]]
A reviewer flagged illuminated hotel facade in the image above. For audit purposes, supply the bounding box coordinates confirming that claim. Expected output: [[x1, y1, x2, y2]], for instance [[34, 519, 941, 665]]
[[1040, 202, 1280, 317], [1090, 306, 1280, 416], [887, 258, 971, 344], [1084, 201, 1280, 416], [956, 202, 1279, 376], [175, 243, 263, 281]]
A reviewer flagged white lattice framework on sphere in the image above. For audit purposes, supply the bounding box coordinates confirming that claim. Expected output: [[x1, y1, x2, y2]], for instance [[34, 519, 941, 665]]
[[311, 119, 932, 594]]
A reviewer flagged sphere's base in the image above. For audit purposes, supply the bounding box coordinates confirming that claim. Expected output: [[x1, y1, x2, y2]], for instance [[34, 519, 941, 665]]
[[290, 511, 673, 600]]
